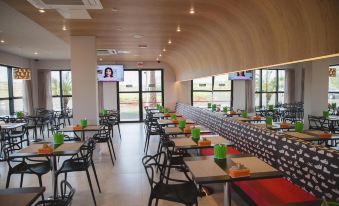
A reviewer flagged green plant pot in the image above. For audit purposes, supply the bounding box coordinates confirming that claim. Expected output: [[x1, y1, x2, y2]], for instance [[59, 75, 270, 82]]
[[223, 107, 228, 113], [170, 114, 177, 120], [191, 128, 200, 142], [323, 111, 329, 119], [266, 116, 273, 125], [207, 103, 212, 108], [214, 144, 227, 159], [240, 111, 248, 118], [295, 122, 304, 133], [178, 119, 186, 129], [79, 119, 88, 128], [53, 133, 64, 145]]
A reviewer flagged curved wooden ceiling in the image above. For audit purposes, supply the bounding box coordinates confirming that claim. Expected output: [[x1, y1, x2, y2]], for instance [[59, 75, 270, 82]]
[[3, 0, 339, 80]]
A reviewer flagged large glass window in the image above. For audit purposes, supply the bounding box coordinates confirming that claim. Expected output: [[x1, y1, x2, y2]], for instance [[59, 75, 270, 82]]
[[192, 74, 232, 107], [0, 65, 24, 115], [329, 65, 339, 105], [51, 70, 72, 111], [255, 69, 285, 107]]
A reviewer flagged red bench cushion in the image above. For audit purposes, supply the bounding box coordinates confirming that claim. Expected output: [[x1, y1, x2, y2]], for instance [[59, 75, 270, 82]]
[[234, 178, 316, 206], [200, 146, 240, 156]]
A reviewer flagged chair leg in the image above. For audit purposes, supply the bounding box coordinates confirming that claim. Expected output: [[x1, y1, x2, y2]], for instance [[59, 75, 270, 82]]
[[148, 196, 153, 206], [20, 173, 24, 188], [166, 164, 171, 184], [117, 124, 121, 140], [106, 141, 114, 166], [64, 172, 68, 193], [6, 173, 11, 188], [38, 175, 45, 201], [145, 134, 151, 155], [155, 198, 159, 206], [109, 138, 116, 160], [85, 169, 97, 206], [54, 174, 59, 198], [91, 161, 102, 193]]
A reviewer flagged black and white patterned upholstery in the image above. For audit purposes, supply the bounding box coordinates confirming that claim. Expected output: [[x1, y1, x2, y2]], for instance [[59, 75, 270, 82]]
[[176, 103, 339, 201]]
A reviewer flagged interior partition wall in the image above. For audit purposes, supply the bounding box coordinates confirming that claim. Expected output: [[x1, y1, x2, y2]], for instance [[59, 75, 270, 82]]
[[117, 69, 164, 122], [0, 65, 23, 115]]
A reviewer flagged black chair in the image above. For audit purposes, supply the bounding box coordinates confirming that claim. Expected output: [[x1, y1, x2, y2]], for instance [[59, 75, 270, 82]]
[[35, 180, 75, 206], [54, 139, 101, 206], [3, 141, 51, 200], [108, 111, 121, 140], [144, 115, 162, 154], [92, 127, 116, 166], [142, 152, 199, 206]]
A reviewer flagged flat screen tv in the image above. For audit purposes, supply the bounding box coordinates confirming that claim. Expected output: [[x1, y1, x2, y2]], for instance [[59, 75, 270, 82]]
[[228, 71, 253, 80], [97, 65, 124, 82]]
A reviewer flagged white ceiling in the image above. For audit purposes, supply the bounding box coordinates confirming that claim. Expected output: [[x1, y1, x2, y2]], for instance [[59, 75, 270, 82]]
[[0, 0, 70, 60]]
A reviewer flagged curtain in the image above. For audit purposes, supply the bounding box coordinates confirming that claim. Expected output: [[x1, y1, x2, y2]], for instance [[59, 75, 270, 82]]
[[285, 69, 296, 103], [23, 80, 34, 115], [98, 81, 104, 112], [37, 70, 52, 110], [245, 80, 254, 112]]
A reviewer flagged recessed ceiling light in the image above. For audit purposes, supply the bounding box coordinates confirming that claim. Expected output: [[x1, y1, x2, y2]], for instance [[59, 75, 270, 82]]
[[176, 25, 181, 32], [156, 58, 159, 61], [189, 8, 195, 14], [159, 54, 162, 57], [138, 45, 148, 48], [168, 39, 172, 44], [38, 9, 45, 13], [163, 48, 166, 52], [99, 58, 103, 61], [0, 40, 4, 43], [34, 52, 38, 55], [112, 8, 119, 12], [62, 25, 67, 31], [133, 34, 144, 39], [118, 50, 130, 54]]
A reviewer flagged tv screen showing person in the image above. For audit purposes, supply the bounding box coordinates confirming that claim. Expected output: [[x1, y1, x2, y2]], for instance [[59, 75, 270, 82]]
[[97, 65, 124, 81]]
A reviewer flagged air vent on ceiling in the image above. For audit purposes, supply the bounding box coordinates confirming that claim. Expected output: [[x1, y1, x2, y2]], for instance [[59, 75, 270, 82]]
[[96, 49, 117, 56], [138, 45, 148, 48], [27, 0, 102, 19]]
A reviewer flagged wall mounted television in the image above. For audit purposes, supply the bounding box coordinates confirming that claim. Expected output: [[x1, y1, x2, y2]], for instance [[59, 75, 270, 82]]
[[97, 65, 124, 82], [228, 71, 253, 80]]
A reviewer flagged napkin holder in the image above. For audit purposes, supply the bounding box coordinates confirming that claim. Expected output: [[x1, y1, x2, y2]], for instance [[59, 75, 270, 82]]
[[280, 122, 290, 128], [253, 115, 261, 120], [229, 164, 250, 178], [320, 132, 332, 138], [214, 144, 227, 159], [198, 138, 211, 146], [38, 144, 53, 154]]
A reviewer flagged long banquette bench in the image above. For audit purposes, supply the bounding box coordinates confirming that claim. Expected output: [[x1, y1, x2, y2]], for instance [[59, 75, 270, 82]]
[[175, 103, 339, 205]]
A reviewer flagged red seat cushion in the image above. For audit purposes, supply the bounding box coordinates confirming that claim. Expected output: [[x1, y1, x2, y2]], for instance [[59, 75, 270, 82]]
[[199, 146, 240, 156], [234, 178, 316, 206]]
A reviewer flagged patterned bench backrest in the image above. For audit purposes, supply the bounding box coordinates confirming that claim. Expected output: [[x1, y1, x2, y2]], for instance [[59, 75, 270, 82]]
[[176, 103, 339, 201]]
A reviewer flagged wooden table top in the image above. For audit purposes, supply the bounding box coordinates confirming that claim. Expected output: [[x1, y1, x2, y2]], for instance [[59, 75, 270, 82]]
[[184, 154, 283, 184], [172, 135, 233, 150], [163, 125, 211, 135], [0, 122, 26, 130], [59, 125, 102, 132], [284, 131, 339, 141], [157, 119, 195, 125], [10, 142, 84, 158], [0, 187, 45, 206], [254, 123, 294, 130]]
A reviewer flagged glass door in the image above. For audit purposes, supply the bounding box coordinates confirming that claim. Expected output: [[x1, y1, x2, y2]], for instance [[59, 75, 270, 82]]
[[118, 70, 140, 121], [118, 69, 163, 122]]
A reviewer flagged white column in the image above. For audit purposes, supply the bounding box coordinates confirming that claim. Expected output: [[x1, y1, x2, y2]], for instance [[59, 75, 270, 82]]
[[70, 36, 98, 125], [232, 81, 246, 110], [303, 59, 329, 128]]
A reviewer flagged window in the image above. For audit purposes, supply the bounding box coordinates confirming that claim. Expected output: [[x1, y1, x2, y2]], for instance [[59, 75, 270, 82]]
[[51, 70, 72, 111], [118, 69, 164, 122], [192, 74, 232, 107], [255, 69, 285, 107], [0, 65, 24, 115], [329, 65, 339, 105]]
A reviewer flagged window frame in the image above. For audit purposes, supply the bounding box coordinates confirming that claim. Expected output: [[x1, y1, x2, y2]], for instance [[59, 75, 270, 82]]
[[191, 75, 233, 107], [51, 70, 72, 111], [0, 64, 24, 115], [328, 64, 339, 104], [255, 69, 285, 107], [117, 68, 164, 122]]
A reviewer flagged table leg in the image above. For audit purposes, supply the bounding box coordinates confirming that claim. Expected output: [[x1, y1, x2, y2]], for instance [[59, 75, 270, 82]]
[[82, 131, 85, 141], [224, 182, 230, 206], [51, 155, 57, 199]]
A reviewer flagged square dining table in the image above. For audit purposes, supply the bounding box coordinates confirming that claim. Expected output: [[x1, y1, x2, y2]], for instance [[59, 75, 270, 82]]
[[172, 135, 234, 150], [163, 125, 211, 136], [157, 119, 195, 126], [58, 125, 102, 141], [0, 187, 46, 206], [284, 130, 339, 144], [184, 154, 283, 206], [253, 122, 295, 131], [10, 142, 84, 199]]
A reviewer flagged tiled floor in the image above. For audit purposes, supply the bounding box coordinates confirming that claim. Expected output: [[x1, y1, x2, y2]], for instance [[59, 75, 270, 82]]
[[0, 123, 248, 206]]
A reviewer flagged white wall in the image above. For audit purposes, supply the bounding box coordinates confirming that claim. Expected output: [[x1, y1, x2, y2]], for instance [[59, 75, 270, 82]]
[[232, 81, 246, 110], [0, 50, 30, 68], [175, 80, 191, 105]]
